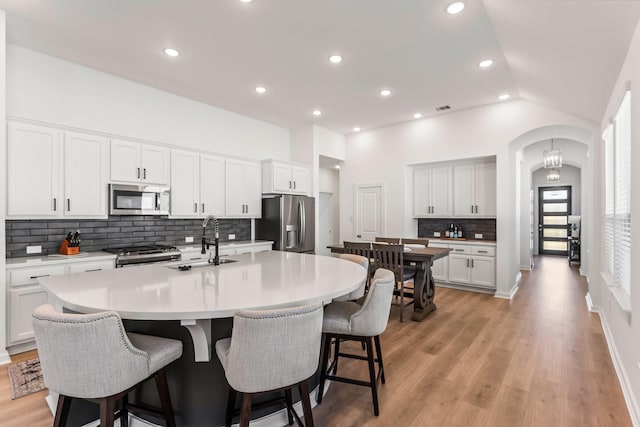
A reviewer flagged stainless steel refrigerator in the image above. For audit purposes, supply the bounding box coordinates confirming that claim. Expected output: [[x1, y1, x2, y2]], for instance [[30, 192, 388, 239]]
[[256, 195, 315, 253]]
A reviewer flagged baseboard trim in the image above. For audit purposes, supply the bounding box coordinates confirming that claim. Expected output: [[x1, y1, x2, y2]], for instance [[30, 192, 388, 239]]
[[494, 272, 521, 300], [0, 349, 11, 365], [593, 306, 640, 427], [435, 283, 495, 295], [7, 340, 37, 356], [585, 292, 595, 312]]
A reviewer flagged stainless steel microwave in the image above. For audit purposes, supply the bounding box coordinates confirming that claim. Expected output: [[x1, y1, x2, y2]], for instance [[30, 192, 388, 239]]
[[109, 184, 170, 215]]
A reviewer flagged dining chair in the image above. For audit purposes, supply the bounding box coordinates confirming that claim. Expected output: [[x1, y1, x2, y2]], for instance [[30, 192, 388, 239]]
[[32, 304, 183, 427], [343, 241, 374, 288], [401, 237, 429, 247], [316, 268, 395, 416], [215, 304, 323, 427], [374, 237, 401, 244], [371, 243, 416, 322]]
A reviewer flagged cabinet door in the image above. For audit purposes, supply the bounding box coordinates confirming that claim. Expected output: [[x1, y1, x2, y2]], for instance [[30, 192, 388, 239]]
[[471, 256, 495, 288], [67, 260, 115, 273], [272, 162, 293, 193], [201, 155, 226, 216], [7, 122, 61, 217], [9, 286, 48, 344], [110, 139, 141, 182], [453, 164, 475, 216], [475, 161, 497, 216], [413, 168, 430, 216], [432, 256, 448, 282], [430, 166, 452, 216], [141, 144, 170, 185], [448, 254, 471, 284], [225, 159, 247, 216], [291, 166, 311, 195], [244, 161, 262, 217], [171, 150, 200, 217], [64, 131, 108, 217]]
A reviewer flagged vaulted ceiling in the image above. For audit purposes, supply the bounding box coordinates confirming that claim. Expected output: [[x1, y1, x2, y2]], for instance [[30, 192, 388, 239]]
[[0, 0, 638, 134]]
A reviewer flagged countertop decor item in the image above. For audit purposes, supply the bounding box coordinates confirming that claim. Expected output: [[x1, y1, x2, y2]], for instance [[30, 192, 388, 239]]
[[7, 358, 45, 399]]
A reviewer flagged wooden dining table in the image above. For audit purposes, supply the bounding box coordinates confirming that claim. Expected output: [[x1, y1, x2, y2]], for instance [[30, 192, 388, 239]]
[[328, 243, 451, 321]]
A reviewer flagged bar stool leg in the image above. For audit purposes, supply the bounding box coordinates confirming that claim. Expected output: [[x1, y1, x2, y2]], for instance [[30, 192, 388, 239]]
[[121, 394, 129, 427], [365, 336, 379, 416], [225, 387, 237, 427], [317, 333, 331, 404], [374, 335, 385, 384], [299, 381, 315, 427], [155, 368, 176, 427], [53, 395, 72, 427], [239, 393, 253, 427], [285, 388, 294, 425]]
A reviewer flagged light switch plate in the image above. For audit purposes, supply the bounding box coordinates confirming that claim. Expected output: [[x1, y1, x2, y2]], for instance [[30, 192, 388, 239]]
[[26, 245, 42, 254], [475, 234, 483, 239], [433, 232, 441, 237], [185, 236, 194, 243], [229, 234, 236, 240]]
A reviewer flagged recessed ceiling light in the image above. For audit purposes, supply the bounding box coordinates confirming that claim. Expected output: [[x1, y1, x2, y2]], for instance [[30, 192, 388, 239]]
[[479, 59, 493, 68], [312, 109, 322, 117], [329, 54, 343, 64], [413, 113, 423, 119], [446, 2, 465, 14], [380, 89, 392, 97], [255, 86, 266, 94], [499, 93, 510, 101], [334, 165, 341, 169], [353, 127, 361, 132], [163, 48, 180, 57], [239, 0, 253, 3]]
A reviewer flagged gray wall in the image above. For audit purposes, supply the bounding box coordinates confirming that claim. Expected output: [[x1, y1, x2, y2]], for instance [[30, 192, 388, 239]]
[[418, 219, 496, 241], [5, 217, 250, 258]]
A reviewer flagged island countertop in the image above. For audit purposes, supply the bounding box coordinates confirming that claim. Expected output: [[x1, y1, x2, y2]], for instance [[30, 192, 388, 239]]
[[38, 251, 366, 321]]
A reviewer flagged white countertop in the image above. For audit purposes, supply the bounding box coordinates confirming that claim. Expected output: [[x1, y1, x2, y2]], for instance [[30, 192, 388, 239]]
[[428, 239, 496, 246], [38, 251, 366, 321], [177, 240, 273, 252], [6, 251, 117, 268]]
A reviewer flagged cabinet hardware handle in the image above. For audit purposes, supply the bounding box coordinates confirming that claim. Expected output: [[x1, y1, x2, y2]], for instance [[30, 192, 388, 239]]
[[475, 205, 478, 213], [478, 250, 488, 253], [289, 181, 292, 189], [143, 168, 147, 179], [293, 181, 296, 189], [137, 167, 141, 179], [190, 257, 203, 261], [30, 274, 50, 279], [194, 203, 197, 213], [466, 259, 469, 268], [471, 205, 474, 213], [85, 269, 102, 272], [471, 259, 475, 268], [202, 203, 205, 213], [53, 198, 57, 211], [455, 249, 464, 252], [67, 198, 71, 211]]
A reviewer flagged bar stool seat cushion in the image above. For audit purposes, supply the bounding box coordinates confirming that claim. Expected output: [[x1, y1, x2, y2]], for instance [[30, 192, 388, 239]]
[[128, 332, 183, 374]]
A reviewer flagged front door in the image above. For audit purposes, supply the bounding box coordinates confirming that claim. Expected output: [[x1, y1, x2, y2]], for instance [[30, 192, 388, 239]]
[[354, 184, 384, 241], [538, 186, 571, 256]]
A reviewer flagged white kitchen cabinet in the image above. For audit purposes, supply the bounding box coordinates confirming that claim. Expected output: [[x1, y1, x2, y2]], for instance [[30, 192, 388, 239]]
[[200, 155, 226, 217], [428, 242, 449, 282], [413, 166, 452, 217], [7, 122, 108, 218], [110, 139, 170, 185], [446, 244, 495, 289], [448, 253, 472, 283], [225, 159, 261, 217], [452, 161, 496, 217], [171, 151, 226, 218], [262, 160, 312, 195], [6, 258, 115, 348]]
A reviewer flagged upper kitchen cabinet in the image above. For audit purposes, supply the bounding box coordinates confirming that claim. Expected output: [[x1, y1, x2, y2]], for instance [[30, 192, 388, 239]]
[[225, 159, 261, 217], [413, 166, 452, 217], [110, 139, 170, 185], [170, 150, 225, 218], [262, 160, 311, 195], [7, 122, 108, 218], [452, 159, 496, 217]]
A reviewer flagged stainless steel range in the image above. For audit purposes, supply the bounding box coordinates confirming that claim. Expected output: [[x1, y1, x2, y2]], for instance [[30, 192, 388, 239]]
[[104, 244, 181, 267]]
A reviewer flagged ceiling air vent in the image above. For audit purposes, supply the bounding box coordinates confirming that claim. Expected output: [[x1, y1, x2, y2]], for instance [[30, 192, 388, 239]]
[[435, 105, 451, 111]]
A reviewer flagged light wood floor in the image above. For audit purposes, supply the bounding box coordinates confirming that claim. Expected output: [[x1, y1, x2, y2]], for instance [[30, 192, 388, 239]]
[[0, 256, 631, 427]]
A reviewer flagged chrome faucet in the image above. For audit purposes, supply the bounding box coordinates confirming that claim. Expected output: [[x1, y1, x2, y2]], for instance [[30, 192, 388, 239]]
[[201, 215, 220, 265]]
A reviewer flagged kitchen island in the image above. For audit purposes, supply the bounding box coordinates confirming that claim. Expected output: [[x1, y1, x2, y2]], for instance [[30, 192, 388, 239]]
[[38, 251, 366, 427]]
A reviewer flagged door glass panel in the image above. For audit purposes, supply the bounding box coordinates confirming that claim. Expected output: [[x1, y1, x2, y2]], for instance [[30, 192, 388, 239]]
[[544, 203, 567, 213], [543, 241, 568, 251], [544, 229, 567, 238], [544, 216, 568, 225], [543, 190, 568, 200]]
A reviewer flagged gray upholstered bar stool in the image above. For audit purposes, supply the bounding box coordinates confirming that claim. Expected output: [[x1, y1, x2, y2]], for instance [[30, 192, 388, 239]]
[[316, 268, 395, 416], [334, 253, 369, 302], [32, 304, 183, 427], [215, 304, 323, 427]]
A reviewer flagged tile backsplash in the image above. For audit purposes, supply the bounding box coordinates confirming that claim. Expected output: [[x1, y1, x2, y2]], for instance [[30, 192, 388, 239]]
[[5, 216, 251, 258], [418, 218, 496, 241]]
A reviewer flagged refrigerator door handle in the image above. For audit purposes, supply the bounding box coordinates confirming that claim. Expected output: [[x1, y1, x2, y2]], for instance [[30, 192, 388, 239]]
[[299, 199, 306, 248]]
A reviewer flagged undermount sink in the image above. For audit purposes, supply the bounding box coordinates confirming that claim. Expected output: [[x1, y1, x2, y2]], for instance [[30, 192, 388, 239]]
[[165, 258, 238, 270]]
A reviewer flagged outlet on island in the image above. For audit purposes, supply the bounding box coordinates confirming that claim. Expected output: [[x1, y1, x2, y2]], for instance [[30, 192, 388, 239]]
[[229, 234, 236, 240], [26, 245, 42, 254], [185, 236, 194, 243]]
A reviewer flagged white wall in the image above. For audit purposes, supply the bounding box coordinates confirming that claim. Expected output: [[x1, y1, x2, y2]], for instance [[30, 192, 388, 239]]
[[592, 17, 640, 424], [341, 100, 597, 297], [319, 167, 340, 245], [0, 12, 9, 364], [6, 45, 291, 161]]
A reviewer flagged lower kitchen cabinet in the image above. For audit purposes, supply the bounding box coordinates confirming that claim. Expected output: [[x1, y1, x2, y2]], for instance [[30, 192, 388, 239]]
[[6, 257, 115, 350], [430, 241, 496, 291]]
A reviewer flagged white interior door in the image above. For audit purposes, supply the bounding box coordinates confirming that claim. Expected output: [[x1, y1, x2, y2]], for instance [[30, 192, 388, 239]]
[[318, 192, 334, 256], [354, 184, 384, 241]]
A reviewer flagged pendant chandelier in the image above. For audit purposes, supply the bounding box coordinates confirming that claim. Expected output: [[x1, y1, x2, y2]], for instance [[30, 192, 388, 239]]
[[543, 139, 562, 169], [547, 168, 560, 183]]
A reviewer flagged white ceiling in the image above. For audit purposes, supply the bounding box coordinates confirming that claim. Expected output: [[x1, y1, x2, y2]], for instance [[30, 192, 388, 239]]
[[0, 0, 639, 134]]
